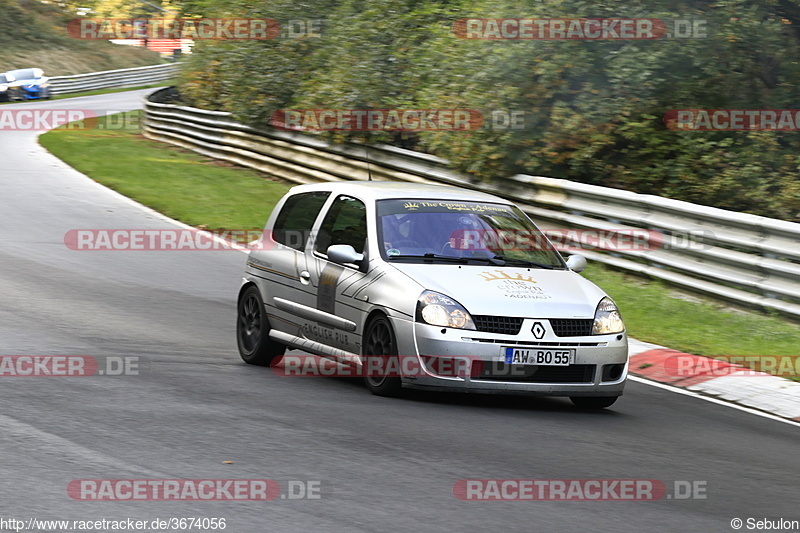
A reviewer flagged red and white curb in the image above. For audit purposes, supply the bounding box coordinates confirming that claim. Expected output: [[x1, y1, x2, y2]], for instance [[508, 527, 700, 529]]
[[628, 339, 800, 422]]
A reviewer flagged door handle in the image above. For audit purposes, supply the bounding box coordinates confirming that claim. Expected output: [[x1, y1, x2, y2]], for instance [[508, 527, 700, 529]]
[[299, 270, 311, 284]]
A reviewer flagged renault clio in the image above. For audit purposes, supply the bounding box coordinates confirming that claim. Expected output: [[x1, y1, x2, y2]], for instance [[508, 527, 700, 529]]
[[237, 182, 627, 408]]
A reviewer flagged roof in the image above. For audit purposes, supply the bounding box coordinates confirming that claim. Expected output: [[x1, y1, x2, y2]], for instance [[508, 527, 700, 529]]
[[5, 68, 44, 80], [287, 180, 512, 204]]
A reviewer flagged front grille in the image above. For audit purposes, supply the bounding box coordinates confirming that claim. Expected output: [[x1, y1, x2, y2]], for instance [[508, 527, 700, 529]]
[[472, 317, 595, 337], [550, 319, 594, 337], [473, 315, 523, 335], [474, 363, 596, 383]]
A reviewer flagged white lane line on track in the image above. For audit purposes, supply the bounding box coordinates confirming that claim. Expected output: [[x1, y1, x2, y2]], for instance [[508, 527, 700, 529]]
[[35, 126, 252, 252], [628, 375, 800, 428], [0, 413, 168, 476]]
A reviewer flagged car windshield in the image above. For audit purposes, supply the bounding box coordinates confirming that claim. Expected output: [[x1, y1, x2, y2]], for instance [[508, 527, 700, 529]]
[[0, 74, 8, 83], [376, 199, 565, 268]]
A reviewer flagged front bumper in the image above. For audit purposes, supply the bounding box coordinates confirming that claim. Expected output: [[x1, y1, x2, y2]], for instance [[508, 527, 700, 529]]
[[21, 86, 48, 99], [394, 319, 628, 396]]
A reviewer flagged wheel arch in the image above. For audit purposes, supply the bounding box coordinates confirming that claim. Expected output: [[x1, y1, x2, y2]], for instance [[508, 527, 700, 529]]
[[238, 280, 258, 305], [362, 308, 391, 339]]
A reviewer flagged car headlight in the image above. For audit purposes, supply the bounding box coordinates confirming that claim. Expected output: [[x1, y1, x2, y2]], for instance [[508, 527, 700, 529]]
[[416, 290, 476, 330], [0, 84, 7, 92], [592, 297, 625, 334]]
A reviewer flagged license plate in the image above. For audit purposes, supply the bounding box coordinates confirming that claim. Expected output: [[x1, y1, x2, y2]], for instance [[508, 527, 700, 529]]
[[504, 347, 575, 366]]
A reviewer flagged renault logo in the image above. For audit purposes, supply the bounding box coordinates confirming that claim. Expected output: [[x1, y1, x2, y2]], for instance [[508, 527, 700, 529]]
[[531, 322, 546, 339]]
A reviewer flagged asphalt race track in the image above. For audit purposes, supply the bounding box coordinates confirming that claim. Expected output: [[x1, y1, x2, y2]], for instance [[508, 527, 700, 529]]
[[0, 91, 797, 532]]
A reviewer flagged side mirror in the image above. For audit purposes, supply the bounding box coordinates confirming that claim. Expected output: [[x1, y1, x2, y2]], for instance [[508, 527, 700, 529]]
[[565, 254, 587, 273], [327, 244, 364, 265]]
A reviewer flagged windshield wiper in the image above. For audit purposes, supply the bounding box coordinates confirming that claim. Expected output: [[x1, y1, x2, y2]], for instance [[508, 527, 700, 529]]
[[490, 255, 557, 269], [388, 253, 469, 264], [388, 253, 558, 269]]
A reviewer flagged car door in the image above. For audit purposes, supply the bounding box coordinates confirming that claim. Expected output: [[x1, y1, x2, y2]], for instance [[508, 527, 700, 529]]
[[305, 194, 371, 356], [248, 190, 330, 340]]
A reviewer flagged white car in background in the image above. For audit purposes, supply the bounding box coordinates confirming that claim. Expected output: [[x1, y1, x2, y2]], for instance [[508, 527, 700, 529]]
[[237, 181, 628, 408], [5, 68, 50, 100]]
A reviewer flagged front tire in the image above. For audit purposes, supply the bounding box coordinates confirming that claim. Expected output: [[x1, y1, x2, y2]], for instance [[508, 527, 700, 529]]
[[237, 285, 285, 366], [570, 396, 618, 409], [362, 316, 403, 397]]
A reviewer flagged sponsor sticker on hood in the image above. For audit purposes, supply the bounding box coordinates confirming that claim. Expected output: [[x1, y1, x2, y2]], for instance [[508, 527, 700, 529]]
[[478, 270, 551, 300]]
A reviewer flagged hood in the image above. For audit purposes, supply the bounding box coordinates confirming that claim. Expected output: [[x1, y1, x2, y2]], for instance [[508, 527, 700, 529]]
[[386, 263, 608, 318]]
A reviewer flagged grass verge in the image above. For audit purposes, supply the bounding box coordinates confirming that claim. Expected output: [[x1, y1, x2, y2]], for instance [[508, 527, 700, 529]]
[[40, 111, 800, 380], [39, 111, 290, 229]]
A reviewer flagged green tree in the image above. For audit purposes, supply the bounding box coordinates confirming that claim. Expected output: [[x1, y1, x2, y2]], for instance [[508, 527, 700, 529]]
[[178, 0, 800, 220]]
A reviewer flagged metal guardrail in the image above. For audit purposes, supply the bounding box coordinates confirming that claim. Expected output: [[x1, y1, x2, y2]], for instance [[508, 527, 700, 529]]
[[49, 63, 180, 95], [142, 88, 800, 319]]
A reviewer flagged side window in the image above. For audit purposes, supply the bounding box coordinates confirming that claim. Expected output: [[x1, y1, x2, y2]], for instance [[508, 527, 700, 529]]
[[314, 196, 368, 255], [272, 191, 330, 251]]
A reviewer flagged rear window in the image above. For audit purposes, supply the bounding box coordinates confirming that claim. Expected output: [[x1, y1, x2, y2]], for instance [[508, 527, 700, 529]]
[[272, 191, 330, 251]]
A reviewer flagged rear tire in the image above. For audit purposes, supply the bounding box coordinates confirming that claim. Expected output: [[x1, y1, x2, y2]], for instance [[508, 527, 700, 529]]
[[362, 316, 403, 397], [570, 396, 618, 409], [237, 285, 285, 366]]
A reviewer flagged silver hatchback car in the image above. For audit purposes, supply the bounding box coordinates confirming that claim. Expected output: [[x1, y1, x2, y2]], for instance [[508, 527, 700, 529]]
[[237, 181, 628, 408]]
